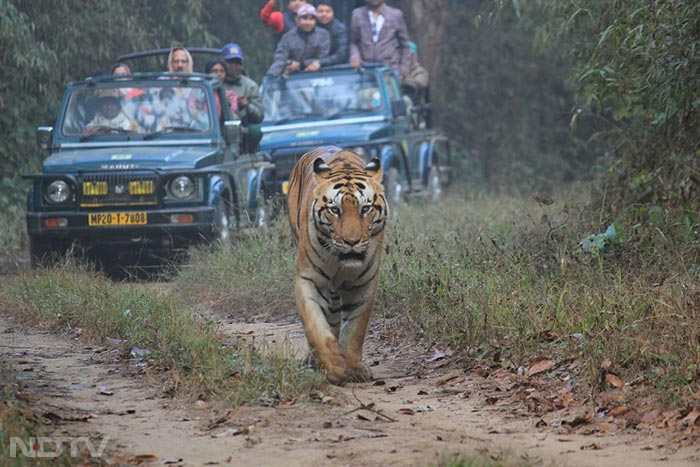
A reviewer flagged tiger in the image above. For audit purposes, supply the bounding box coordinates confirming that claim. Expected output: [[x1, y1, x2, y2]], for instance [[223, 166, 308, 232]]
[[286, 146, 388, 385]]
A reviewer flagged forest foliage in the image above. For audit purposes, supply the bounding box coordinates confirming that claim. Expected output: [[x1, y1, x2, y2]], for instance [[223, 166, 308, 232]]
[[1, 0, 698, 229], [534, 0, 700, 239]]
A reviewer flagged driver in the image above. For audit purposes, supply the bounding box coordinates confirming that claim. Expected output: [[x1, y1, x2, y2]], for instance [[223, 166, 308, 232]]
[[84, 92, 139, 133]]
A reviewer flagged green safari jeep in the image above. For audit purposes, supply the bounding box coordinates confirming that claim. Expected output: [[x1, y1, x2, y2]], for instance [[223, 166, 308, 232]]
[[25, 72, 273, 267]]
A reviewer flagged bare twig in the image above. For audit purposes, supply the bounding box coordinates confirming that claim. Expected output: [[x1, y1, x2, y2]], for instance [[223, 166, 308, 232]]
[[342, 384, 396, 423]]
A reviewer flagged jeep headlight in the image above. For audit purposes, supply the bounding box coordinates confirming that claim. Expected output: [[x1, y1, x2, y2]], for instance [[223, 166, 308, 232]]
[[45, 180, 72, 203], [168, 175, 196, 199]]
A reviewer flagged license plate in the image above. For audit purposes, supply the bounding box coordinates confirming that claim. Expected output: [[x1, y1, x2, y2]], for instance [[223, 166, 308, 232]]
[[282, 181, 289, 195], [88, 212, 147, 226]]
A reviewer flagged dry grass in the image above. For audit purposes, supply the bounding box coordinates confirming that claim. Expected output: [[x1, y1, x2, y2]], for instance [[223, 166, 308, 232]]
[[174, 186, 700, 408], [0, 261, 321, 405]]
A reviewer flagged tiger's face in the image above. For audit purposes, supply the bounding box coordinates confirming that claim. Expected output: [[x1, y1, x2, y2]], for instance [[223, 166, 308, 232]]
[[312, 157, 387, 264]]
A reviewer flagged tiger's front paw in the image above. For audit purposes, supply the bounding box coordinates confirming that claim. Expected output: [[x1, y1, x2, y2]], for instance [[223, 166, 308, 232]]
[[345, 365, 373, 384], [325, 365, 373, 386]]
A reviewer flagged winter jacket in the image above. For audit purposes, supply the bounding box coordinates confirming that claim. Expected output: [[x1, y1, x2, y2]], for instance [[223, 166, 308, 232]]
[[266, 26, 331, 77], [260, 0, 297, 45], [223, 74, 264, 124], [349, 4, 411, 78], [318, 18, 348, 67]]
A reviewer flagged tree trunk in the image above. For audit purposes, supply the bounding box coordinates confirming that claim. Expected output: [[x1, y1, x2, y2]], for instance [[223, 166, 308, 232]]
[[394, 0, 447, 126]]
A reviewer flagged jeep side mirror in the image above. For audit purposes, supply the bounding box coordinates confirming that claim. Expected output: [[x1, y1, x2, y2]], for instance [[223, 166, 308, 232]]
[[223, 120, 241, 147], [391, 99, 407, 119], [36, 126, 53, 151]]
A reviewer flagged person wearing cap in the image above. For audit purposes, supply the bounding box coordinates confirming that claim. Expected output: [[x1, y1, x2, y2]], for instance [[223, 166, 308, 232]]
[[349, 0, 411, 81], [220, 43, 264, 124], [260, 0, 308, 46], [315, 0, 348, 67], [266, 4, 330, 77]]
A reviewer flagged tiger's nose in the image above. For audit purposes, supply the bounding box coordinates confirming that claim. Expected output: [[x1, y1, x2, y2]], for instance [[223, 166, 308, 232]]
[[345, 237, 361, 247]]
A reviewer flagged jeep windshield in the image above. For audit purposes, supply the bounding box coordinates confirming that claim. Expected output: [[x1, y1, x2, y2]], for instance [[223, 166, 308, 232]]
[[61, 83, 213, 140], [263, 72, 384, 124]]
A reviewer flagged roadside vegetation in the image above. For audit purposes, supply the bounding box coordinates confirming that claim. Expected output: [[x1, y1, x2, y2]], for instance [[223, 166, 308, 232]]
[[0, 263, 321, 405], [174, 187, 699, 412]]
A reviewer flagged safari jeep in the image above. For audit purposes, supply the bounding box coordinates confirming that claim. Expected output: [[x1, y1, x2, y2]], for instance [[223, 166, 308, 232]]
[[25, 72, 273, 267], [260, 64, 452, 206]]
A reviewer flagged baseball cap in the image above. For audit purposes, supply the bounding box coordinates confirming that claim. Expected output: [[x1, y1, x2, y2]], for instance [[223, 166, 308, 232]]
[[297, 4, 316, 17], [221, 43, 243, 61]]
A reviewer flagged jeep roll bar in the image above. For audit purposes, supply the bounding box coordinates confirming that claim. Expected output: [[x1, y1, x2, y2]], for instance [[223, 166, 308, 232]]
[[117, 48, 222, 62]]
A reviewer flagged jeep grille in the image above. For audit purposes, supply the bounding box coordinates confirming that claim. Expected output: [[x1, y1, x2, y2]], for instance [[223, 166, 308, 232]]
[[273, 152, 306, 180], [80, 172, 158, 207]]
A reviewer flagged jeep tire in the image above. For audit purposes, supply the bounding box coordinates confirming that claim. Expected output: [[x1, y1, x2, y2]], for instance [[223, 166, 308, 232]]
[[385, 166, 403, 212]]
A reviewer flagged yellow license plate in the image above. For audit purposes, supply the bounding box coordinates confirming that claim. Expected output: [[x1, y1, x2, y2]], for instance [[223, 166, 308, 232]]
[[88, 212, 147, 226], [282, 181, 289, 195]]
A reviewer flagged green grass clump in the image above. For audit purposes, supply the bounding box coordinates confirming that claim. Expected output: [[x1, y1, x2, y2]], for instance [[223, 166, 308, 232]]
[[175, 220, 297, 319], [376, 192, 700, 405], [0, 261, 321, 403], [170, 189, 699, 407]]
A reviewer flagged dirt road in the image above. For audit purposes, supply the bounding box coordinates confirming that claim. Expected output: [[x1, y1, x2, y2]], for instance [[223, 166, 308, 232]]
[[2, 313, 699, 466]]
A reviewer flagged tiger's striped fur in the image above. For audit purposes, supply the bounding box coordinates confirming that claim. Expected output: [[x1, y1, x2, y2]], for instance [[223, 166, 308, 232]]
[[287, 146, 388, 385]]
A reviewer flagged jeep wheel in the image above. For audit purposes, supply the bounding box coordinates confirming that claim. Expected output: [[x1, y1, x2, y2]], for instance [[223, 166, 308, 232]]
[[385, 167, 403, 212], [255, 204, 267, 228], [29, 236, 65, 268], [254, 197, 279, 228], [426, 165, 443, 203], [213, 197, 234, 247]]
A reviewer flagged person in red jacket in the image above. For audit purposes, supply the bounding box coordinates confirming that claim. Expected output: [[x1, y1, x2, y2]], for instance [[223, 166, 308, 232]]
[[260, 0, 308, 45]]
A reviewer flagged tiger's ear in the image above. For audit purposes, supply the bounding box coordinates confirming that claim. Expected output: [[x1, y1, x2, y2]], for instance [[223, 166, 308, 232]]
[[364, 157, 382, 181], [313, 157, 332, 182]]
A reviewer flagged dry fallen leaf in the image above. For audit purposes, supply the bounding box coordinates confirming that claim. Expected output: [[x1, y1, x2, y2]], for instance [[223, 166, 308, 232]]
[[679, 408, 700, 428], [605, 373, 624, 388], [610, 406, 630, 417], [528, 359, 556, 377], [566, 412, 593, 427], [128, 454, 158, 464], [397, 408, 415, 415], [436, 371, 463, 387], [322, 395, 339, 405], [597, 390, 625, 404], [532, 194, 554, 205]]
